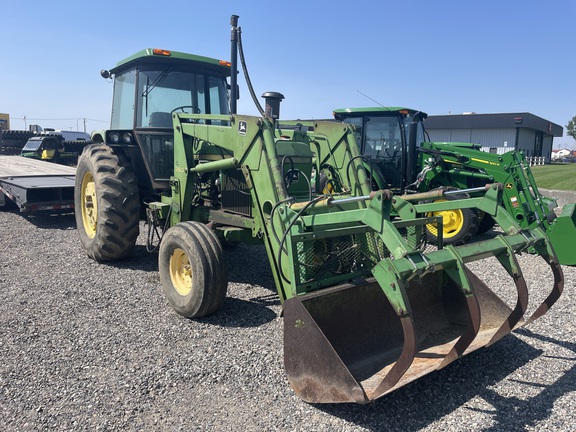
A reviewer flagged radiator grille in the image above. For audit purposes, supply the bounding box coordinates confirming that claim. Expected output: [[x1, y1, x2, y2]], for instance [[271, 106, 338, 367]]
[[220, 169, 252, 216], [291, 219, 441, 288], [293, 231, 388, 286]]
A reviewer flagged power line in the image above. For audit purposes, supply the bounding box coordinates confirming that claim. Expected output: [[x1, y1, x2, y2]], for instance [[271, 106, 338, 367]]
[[11, 117, 108, 123]]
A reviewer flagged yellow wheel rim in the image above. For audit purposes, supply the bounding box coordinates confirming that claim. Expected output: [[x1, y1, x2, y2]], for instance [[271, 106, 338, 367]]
[[80, 171, 97, 238], [169, 248, 192, 296], [426, 200, 465, 239]]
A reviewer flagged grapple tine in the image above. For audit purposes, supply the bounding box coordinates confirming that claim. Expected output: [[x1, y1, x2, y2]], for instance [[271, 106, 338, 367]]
[[366, 315, 417, 399], [487, 272, 528, 346], [524, 259, 563, 325], [438, 249, 481, 369], [367, 261, 418, 397], [438, 295, 481, 369], [487, 237, 529, 346], [522, 240, 565, 326]]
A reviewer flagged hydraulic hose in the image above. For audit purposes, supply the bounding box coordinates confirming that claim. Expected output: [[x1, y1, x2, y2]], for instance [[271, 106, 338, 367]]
[[229, 15, 239, 114], [237, 27, 265, 117]]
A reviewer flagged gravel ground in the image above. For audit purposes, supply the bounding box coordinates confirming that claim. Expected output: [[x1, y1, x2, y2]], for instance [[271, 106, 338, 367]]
[[1, 203, 575, 431]]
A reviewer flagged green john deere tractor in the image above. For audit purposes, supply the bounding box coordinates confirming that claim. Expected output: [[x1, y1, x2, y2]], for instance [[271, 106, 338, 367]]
[[74, 16, 563, 403], [332, 107, 576, 265]]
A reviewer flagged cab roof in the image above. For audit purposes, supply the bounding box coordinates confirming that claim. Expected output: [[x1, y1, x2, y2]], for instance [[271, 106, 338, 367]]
[[333, 107, 428, 119], [110, 48, 232, 76]]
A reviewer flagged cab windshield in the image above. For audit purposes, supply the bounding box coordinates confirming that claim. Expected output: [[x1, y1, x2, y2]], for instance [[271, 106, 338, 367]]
[[341, 112, 426, 192], [364, 115, 404, 159], [342, 113, 425, 158], [111, 66, 230, 129], [22, 139, 42, 151]]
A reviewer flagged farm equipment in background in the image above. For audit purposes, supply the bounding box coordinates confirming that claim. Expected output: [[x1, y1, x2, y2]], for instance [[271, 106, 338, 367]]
[[20, 134, 91, 165], [332, 107, 576, 265], [1, 130, 35, 155], [1, 128, 90, 156], [74, 15, 563, 403]]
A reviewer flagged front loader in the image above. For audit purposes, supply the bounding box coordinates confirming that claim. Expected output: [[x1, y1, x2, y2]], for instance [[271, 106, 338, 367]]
[[74, 16, 563, 403], [332, 107, 576, 265]]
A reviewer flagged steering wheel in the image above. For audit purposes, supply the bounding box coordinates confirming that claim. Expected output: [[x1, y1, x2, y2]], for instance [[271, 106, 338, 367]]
[[171, 105, 201, 114]]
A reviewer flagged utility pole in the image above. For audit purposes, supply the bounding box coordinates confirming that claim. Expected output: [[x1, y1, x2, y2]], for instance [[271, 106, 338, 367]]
[[77, 118, 87, 132]]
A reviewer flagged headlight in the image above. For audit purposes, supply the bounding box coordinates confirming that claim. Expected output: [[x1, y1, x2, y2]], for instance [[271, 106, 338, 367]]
[[109, 132, 120, 143], [122, 132, 132, 144]]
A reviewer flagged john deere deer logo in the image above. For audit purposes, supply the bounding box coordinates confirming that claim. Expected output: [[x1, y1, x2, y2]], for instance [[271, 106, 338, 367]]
[[238, 121, 247, 136]]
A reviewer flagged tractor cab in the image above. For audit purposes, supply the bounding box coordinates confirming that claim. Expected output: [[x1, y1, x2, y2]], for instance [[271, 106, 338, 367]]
[[97, 48, 232, 194], [333, 107, 427, 194]]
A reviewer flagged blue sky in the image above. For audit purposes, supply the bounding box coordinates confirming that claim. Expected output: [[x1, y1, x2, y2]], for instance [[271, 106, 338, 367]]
[[2, 0, 575, 147]]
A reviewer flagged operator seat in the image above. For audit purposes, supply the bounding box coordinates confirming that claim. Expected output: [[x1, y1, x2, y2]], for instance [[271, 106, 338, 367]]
[[149, 112, 172, 128]]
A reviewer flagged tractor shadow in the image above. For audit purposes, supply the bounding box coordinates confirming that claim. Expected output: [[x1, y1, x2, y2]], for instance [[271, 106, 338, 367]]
[[315, 329, 576, 431], [224, 243, 277, 291], [2, 204, 278, 327], [475, 328, 576, 432], [200, 297, 278, 328], [133, 241, 278, 327], [209, 243, 280, 327], [101, 245, 160, 272], [99, 243, 279, 328]]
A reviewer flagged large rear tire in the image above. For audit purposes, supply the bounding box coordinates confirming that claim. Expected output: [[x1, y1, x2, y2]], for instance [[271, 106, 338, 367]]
[[425, 194, 479, 246], [74, 144, 140, 261], [159, 221, 228, 318]]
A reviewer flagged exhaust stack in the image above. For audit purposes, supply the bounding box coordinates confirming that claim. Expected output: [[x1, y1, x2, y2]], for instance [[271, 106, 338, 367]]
[[262, 92, 285, 119]]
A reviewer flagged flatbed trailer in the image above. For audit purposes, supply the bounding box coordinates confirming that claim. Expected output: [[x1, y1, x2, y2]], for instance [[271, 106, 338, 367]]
[[0, 156, 76, 212]]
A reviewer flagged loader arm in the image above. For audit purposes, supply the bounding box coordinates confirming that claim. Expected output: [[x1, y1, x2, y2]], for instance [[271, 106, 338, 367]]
[[167, 113, 380, 301]]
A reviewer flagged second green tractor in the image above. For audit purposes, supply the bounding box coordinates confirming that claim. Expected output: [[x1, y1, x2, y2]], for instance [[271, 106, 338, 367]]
[[331, 107, 576, 265]]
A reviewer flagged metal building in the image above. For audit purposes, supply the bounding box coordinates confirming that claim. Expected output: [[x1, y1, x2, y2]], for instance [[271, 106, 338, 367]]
[[424, 112, 563, 163]]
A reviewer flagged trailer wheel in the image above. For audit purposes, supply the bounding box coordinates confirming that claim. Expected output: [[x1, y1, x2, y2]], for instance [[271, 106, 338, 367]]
[[159, 221, 228, 318], [425, 194, 479, 246], [74, 144, 140, 261]]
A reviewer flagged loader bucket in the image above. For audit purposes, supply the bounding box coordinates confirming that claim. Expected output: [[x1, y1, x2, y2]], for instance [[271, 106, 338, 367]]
[[283, 237, 563, 404], [545, 203, 576, 266]]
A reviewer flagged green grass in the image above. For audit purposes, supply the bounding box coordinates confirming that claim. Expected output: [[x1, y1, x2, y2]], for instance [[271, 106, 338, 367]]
[[530, 163, 576, 191]]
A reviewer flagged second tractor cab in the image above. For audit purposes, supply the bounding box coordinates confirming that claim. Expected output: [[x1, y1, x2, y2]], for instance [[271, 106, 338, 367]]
[[333, 107, 427, 196], [332, 107, 478, 245]]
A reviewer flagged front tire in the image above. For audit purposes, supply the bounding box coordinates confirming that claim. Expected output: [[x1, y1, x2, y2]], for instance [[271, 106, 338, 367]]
[[74, 144, 140, 261], [159, 222, 228, 318], [425, 194, 479, 246]]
